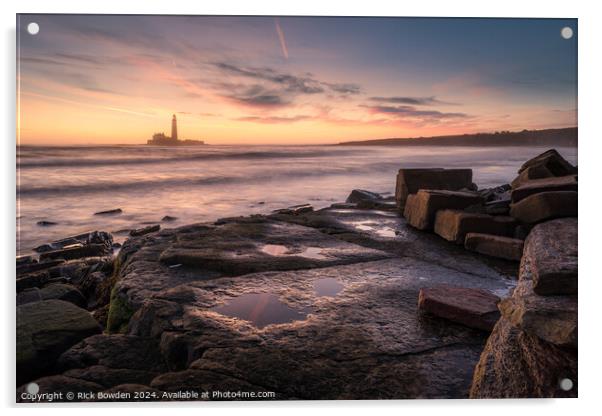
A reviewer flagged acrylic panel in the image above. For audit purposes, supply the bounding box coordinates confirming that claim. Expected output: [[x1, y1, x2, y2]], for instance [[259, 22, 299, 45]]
[[16, 14, 577, 402]]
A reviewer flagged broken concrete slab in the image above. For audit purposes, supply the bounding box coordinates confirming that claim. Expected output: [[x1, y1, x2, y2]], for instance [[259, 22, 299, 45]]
[[418, 285, 501, 331], [395, 168, 473, 208], [404, 190, 483, 230]]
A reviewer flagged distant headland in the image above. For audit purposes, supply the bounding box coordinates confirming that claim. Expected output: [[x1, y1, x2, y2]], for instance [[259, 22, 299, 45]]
[[147, 114, 205, 146], [338, 127, 577, 147]]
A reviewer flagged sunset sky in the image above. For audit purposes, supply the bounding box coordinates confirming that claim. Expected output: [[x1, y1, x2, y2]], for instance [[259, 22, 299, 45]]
[[17, 15, 577, 145]]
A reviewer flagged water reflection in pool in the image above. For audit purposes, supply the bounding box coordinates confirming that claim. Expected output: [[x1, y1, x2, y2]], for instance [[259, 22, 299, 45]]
[[313, 278, 344, 297], [211, 293, 309, 328]]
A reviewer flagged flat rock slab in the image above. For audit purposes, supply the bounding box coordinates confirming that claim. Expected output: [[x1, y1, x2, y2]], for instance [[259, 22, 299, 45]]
[[404, 190, 483, 230], [434, 210, 516, 244], [127, 256, 512, 399], [418, 285, 501, 331], [465, 233, 524, 261], [524, 218, 577, 295], [159, 219, 390, 275], [511, 174, 577, 203], [94, 207, 518, 400], [395, 168, 473, 208], [510, 191, 577, 224], [17, 300, 101, 385]]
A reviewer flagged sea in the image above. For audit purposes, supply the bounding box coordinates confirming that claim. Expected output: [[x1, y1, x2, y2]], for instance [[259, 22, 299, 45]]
[[16, 144, 577, 255]]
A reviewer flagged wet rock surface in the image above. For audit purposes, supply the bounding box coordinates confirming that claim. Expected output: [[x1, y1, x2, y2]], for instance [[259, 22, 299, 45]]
[[418, 285, 501, 332], [15, 148, 579, 400], [86, 206, 515, 400]]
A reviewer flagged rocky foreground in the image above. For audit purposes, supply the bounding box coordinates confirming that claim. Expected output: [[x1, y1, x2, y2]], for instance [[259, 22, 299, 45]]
[[16, 149, 577, 401]]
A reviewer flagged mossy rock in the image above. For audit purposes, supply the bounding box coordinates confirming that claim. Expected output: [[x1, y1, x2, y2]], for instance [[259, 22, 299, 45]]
[[106, 287, 135, 334]]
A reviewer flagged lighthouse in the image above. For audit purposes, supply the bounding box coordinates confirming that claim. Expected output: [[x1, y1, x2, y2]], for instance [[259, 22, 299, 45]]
[[171, 114, 178, 141]]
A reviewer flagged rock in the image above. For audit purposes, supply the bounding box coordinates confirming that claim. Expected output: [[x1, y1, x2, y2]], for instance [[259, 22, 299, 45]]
[[478, 184, 511, 202], [434, 210, 516, 244], [63, 365, 159, 389], [511, 149, 576, 189], [329, 202, 356, 209], [36, 220, 58, 226], [418, 285, 501, 331], [271, 204, 314, 215], [395, 168, 473, 208], [162, 215, 177, 222], [39, 243, 110, 261], [16, 255, 36, 266], [499, 279, 577, 348], [130, 224, 161, 237], [34, 243, 60, 253], [464, 233, 524, 261], [346, 189, 382, 203], [17, 375, 103, 402], [522, 218, 577, 296], [484, 199, 511, 215], [518, 149, 577, 177], [93, 207, 514, 400], [16, 288, 42, 305], [126, 299, 184, 338], [16, 259, 64, 276], [511, 164, 555, 189], [469, 318, 577, 398], [39, 283, 87, 308], [92, 304, 110, 328], [510, 191, 577, 224], [17, 300, 101, 385], [16, 271, 51, 291], [157, 220, 388, 276], [94, 208, 123, 216], [57, 334, 167, 375], [78, 271, 109, 308], [511, 174, 577, 203], [403, 190, 483, 230]]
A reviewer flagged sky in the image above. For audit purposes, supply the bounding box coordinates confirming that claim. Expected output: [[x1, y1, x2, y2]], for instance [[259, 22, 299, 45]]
[[17, 15, 577, 145]]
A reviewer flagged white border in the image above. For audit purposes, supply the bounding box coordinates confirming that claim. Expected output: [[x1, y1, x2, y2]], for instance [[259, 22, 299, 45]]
[[2, 0, 600, 414]]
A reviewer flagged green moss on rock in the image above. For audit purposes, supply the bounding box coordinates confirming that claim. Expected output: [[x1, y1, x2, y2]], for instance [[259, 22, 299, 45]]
[[106, 287, 135, 334]]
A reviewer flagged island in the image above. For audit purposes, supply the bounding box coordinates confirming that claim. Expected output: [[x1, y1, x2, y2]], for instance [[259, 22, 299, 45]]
[[147, 114, 205, 146]]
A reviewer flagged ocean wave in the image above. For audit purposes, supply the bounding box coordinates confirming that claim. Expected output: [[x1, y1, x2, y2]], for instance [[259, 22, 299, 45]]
[[17, 148, 356, 169]]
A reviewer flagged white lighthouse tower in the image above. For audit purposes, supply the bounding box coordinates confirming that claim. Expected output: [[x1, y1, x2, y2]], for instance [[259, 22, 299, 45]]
[[171, 114, 178, 141]]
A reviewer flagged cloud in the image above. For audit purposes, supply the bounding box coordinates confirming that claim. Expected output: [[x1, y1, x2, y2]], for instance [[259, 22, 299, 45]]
[[369, 96, 457, 106], [328, 83, 362, 95], [213, 62, 362, 97], [223, 84, 290, 107], [214, 63, 324, 94], [235, 115, 312, 123], [362, 104, 469, 122]]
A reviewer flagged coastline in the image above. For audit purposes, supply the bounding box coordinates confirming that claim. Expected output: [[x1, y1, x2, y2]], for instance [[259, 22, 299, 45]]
[[16, 148, 577, 401]]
